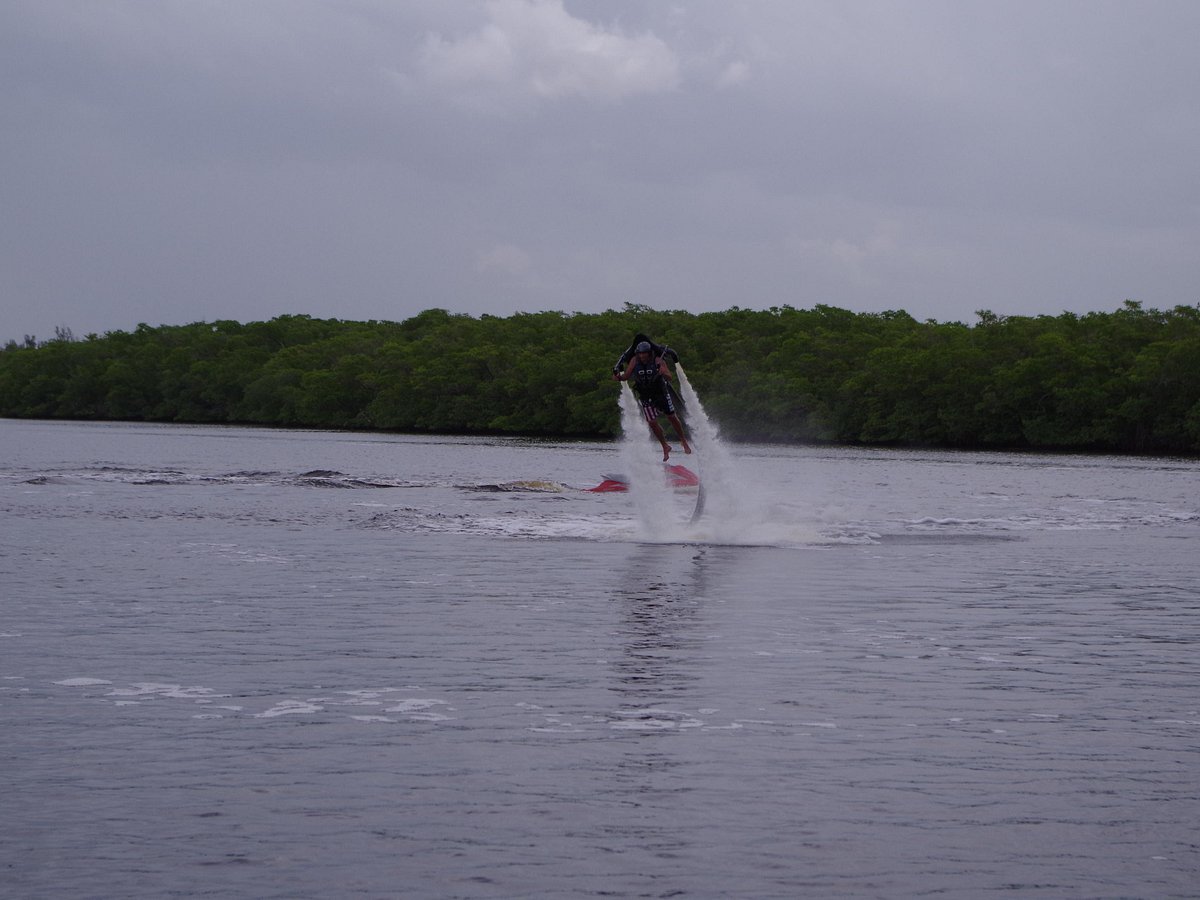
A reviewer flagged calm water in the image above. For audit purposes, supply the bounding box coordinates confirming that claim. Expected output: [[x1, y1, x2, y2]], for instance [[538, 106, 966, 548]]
[[3, 418, 1199, 899]]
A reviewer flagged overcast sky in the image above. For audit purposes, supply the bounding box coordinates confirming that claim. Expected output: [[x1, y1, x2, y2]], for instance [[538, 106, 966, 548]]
[[3, 0, 1198, 340]]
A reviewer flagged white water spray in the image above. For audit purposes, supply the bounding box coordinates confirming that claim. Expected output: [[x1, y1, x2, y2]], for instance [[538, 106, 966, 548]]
[[618, 383, 683, 539], [616, 365, 822, 546], [674, 365, 754, 541]]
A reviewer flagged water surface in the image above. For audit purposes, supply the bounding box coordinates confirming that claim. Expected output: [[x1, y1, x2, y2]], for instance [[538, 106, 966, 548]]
[[3, 419, 1199, 898]]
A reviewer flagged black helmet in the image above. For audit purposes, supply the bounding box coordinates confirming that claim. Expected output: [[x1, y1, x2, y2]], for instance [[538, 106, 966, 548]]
[[635, 341, 652, 354]]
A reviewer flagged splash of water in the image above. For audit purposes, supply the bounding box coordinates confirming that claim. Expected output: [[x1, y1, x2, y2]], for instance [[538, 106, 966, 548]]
[[617, 368, 821, 546], [674, 366, 748, 536], [618, 383, 682, 539]]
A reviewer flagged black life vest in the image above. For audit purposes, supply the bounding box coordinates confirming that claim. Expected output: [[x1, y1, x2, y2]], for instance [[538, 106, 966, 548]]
[[631, 356, 663, 391]]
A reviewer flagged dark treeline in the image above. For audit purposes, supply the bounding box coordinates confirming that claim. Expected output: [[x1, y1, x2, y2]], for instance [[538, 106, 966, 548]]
[[3, 301, 1200, 454]]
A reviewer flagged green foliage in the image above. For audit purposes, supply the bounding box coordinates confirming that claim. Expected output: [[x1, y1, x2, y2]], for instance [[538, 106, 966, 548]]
[[3, 302, 1200, 454]]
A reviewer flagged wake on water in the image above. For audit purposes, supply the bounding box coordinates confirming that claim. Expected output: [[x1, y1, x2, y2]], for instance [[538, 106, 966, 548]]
[[619, 366, 822, 547], [359, 368, 825, 548]]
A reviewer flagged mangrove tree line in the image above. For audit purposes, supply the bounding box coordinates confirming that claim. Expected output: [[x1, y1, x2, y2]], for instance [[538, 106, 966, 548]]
[[3, 302, 1200, 454]]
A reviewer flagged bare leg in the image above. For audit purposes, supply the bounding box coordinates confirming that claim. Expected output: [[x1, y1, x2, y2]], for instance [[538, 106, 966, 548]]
[[667, 414, 692, 454], [648, 420, 671, 461]]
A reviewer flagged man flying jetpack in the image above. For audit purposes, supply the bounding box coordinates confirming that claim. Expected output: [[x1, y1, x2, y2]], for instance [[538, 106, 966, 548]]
[[613, 335, 692, 461], [612, 333, 685, 412]]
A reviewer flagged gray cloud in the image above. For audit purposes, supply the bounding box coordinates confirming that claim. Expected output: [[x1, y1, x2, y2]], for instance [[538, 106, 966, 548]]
[[2, 0, 1198, 341], [415, 0, 681, 104]]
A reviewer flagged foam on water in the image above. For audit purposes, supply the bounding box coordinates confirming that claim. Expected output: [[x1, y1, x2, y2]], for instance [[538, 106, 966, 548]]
[[47, 677, 460, 725], [44, 677, 787, 734], [16, 420, 1191, 548]]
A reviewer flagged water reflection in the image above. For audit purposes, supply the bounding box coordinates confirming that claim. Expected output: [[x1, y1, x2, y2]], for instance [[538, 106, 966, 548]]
[[599, 545, 716, 869], [609, 544, 716, 706]]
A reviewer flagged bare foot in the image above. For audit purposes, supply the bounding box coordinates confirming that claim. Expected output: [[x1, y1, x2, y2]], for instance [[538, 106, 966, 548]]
[[661, 444, 671, 461], [682, 442, 692, 454]]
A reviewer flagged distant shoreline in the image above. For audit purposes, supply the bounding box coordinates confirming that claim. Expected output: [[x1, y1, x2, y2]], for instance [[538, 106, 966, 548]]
[[4, 303, 1199, 456]]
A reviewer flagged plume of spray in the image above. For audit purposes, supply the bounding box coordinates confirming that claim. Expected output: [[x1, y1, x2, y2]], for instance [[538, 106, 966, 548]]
[[617, 367, 821, 546], [618, 383, 685, 540], [676, 365, 823, 546], [673, 365, 750, 541]]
